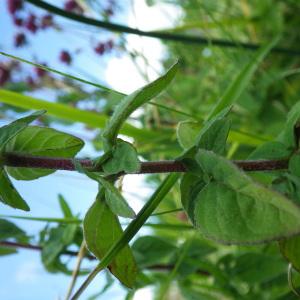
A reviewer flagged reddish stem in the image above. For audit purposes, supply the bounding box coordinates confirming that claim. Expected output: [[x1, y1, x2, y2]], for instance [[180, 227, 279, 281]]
[[3, 152, 289, 174], [0, 241, 209, 275]]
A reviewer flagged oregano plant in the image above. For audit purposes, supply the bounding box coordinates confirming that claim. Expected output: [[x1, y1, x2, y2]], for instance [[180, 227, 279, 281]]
[[2, 1, 300, 299]]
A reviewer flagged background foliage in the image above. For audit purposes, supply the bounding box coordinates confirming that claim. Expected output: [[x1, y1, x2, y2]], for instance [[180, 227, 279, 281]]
[[1, 0, 300, 299]]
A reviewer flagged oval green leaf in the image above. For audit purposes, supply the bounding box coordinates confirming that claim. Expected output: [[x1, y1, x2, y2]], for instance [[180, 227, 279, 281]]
[[4, 126, 84, 180], [83, 194, 137, 287], [193, 150, 300, 244]]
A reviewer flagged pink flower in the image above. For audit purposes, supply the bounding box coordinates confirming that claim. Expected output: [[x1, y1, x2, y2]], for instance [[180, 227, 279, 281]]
[[0, 65, 10, 85], [13, 16, 23, 27], [14, 32, 26, 47], [64, 0, 83, 14], [34, 64, 47, 78], [59, 50, 72, 65], [94, 43, 105, 55], [7, 0, 23, 15], [41, 14, 53, 29], [25, 14, 38, 33]]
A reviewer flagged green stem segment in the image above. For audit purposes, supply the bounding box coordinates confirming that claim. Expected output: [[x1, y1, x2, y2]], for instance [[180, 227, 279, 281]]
[[70, 173, 180, 300]]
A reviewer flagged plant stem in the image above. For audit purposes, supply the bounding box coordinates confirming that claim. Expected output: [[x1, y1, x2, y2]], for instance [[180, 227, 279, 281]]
[[65, 241, 87, 300], [0, 240, 210, 275], [25, 0, 300, 56], [3, 152, 289, 173]]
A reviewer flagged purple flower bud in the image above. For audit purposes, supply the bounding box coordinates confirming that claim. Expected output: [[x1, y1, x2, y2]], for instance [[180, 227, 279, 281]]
[[7, 0, 23, 15], [34, 64, 47, 78], [94, 43, 105, 55], [14, 32, 26, 47], [13, 16, 23, 27], [25, 14, 38, 33], [64, 0, 83, 14], [0, 65, 10, 86], [59, 50, 72, 65], [41, 14, 53, 29], [105, 39, 114, 51]]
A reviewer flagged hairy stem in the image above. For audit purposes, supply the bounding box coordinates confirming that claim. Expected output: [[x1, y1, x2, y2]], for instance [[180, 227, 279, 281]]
[[3, 152, 289, 174]]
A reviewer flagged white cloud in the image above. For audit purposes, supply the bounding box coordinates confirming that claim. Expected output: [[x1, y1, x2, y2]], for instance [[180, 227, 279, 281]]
[[133, 286, 154, 300], [105, 0, 181, 93]]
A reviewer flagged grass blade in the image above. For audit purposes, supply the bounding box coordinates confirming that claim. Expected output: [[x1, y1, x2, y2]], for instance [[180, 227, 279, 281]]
[[0, 89, 157, 141], [207, 36, 280, 120], [0, 51, 124, 96]]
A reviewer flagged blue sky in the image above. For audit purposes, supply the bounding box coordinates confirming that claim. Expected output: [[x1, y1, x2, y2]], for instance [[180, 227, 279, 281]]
[[0, 1, 181, 299]]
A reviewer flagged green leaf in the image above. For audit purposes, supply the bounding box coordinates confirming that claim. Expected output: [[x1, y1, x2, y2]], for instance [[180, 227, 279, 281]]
[[96, 176, 136, 219], [0, 247, 17, 256], [0, 168, 29, 211], [176, 121, 202, 150], [177, 119, 267, 150], [41, 224, 77, 272], [0, 110, 45, 150], [132, 236, 177, 267], [74, 174, 179, 299], [192, 149, 300, 244], [178, 109, 230, 173], [207, 36, 279, 120], [4, 126, 84, 180], [83, 193, 137, 287], [226, 252, 287, 284], [0, 218, 26, 241], [196, 118, 231, 155], [279, 235, 300, 272], [180, 173, 206, 221], [289, 153, 300, 178], [277, 102, 300, 149], [248, 141, 291, 159], [58, 194, 73, 218], [102, 62, 179, 149], [102, 139, 140, 174]]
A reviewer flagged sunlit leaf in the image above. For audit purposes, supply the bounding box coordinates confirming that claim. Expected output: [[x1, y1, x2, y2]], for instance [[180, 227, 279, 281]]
[[102, 62, 179, 149], [4, 126, 84, 180]]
